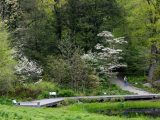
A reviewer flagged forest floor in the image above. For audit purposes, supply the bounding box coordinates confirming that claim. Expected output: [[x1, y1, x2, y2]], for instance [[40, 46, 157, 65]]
[[111, 78, 152, 95]]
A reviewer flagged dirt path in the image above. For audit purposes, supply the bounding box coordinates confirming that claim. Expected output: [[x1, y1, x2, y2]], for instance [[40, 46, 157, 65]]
[[111, 78, 152, 95]]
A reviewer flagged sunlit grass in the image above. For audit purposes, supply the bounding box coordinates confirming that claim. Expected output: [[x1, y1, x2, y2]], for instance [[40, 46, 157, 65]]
[[0, 101, 160, 120], [69, 101, 160, 112]]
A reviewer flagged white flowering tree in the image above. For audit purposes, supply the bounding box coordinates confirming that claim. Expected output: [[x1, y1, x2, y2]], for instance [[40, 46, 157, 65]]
[[82, 31, 127, 76], [15, 53, 43, 83]]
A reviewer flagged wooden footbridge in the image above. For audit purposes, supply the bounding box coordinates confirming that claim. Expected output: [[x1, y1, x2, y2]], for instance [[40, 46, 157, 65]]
[[17, 94, 160, 107]]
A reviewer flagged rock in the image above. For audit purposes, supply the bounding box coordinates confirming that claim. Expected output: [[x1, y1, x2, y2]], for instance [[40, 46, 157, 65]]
[[143, 83, 152, 88], [153, 80, 160, 87], [154, 80, 160, 84]]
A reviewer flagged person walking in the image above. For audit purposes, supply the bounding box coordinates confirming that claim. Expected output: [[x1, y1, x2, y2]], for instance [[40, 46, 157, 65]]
[[124, 76, 128, 86]]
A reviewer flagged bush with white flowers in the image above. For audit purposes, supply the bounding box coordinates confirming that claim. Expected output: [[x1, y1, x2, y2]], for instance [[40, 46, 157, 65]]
[[15, 53, 43, 82], [82, 31, 127, 76]]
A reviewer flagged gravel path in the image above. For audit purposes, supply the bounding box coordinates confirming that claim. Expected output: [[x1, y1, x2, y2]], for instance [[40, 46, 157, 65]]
[[111, 78, 152, 95]]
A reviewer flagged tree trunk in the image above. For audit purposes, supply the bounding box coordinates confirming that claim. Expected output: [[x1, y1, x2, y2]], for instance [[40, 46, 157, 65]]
[[148, 43, 158, 82], [148, 61, 156, 82], [53, 0, 62, 41], [145, 0, 160, 82]]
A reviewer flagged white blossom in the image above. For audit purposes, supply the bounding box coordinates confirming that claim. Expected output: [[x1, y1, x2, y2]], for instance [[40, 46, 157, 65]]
[[113, 37, 127, 44], [83, 31, 127, 76], [95, 43, 104, 50], [108, 64, 127, 70], [15, 56, 43, 76], [14, 51, 43, 81], [81, 53, 93, 60], [97, 31, 114, 38]]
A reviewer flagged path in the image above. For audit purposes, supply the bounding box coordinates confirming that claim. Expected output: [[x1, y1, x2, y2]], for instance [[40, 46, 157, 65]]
[[111, 78, 152, 95], [18, 94, 160, 107], [18, 78, 154, 107]]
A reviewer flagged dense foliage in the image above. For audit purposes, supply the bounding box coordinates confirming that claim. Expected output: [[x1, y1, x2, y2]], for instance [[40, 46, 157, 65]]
[[0, 0, 160, 98], [0, 22, 16, 95]]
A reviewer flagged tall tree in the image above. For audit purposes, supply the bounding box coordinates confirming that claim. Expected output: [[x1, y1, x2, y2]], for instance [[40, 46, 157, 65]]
[[119, 0, 160, 80], [0, 21, 16, 95], [0, 0, 21, 30], [59, 0, 125, 50], [54, 0, 62, 40], [145, 0, 160, 81]]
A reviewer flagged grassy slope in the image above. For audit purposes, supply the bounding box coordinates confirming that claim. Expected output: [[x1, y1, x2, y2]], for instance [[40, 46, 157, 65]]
[[1, 101, 160, 120], [128, 76, 158, 93]]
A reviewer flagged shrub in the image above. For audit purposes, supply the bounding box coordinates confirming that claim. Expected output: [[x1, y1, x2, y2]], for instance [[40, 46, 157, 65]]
[[37, 91, 50, 99], [0, 97, 12, 105], [79, 98, 98, 103], [87, 75, 100, 90], [14, 82, 58, 99], [45, 54, 90, 92], [153, 66, 160, 81], [45, 40, 95, 93], [152, 81, 160, 90], [14, 85, 41, 99], [60, 99, 78, 106], [58, 89, 75, 97], [45, 56, 70, 87], [34, 81, 58, 91]]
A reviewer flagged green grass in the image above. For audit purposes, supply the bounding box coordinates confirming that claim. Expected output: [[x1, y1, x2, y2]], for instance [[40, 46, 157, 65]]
[[68, 101, 160, 112], [104, 84, 131, 95], [0, 101, 160, 120], [0, 105, 154, 120]]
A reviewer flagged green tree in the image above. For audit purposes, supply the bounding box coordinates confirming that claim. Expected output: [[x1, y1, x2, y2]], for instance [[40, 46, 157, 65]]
[[119, 0, 160, 81], [45, 40, 91, 92], [0, 21, 16, 95], [0, 0, 21, 30], [145, 0, 160, 81], [0, 0, 129, 85], [61, 0, 125, 50]]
